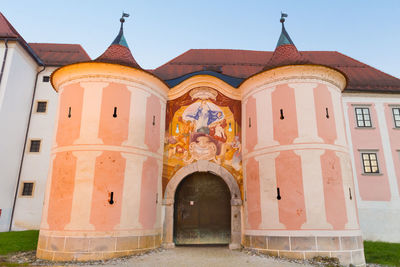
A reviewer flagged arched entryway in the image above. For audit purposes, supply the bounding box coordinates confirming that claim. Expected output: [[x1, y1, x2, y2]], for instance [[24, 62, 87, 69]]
[[163, 160, 242, 249], [174, 172, 231, 245]]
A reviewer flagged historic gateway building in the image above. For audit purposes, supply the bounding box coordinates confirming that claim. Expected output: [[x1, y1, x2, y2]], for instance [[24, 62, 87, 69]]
[[2, 12, 400, 267]]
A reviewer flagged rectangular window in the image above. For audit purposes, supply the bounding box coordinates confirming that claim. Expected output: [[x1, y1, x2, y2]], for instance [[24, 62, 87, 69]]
[[22, 182, 34, 196], [42, 76, 50, 82], [355, 107, 372, 127], [362, 153, 379, 173], [36, 101, 47, 113], [29, 140, 41, 152], [393, 108, 400, 128]]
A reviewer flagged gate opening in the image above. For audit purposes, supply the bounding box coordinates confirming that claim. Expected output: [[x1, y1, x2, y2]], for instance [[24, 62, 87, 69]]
[[173, 172, 231, 245]]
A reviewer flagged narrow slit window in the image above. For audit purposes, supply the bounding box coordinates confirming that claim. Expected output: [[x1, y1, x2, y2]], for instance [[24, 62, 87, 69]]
[[29, 140, 41, 152], [109, 192, 114, 204], [21, 182, 34, 196], [280, 109, 284, 120], [113, 107, 117, 118], [355, 107, 372, 127], [326, 107, 329, 118], [68, 107, 71, 118], [392, 108, 400, 128], [361, 152, 379, 173], [248, 117, 251, 128], [153, 115, 156, 126]]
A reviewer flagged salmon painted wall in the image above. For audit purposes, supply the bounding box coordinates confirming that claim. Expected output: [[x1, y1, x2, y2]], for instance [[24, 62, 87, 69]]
[[347, 103, 391, 201], [245, 157, 261, 229], [47, 83, 84, 230], [242, 70, 356, 232], [272, 84, 298, 145], [314, 84, 347, 229], [384, 104, 400, 195], [42, 72, 166, 234], [245, 96, 257, 152]]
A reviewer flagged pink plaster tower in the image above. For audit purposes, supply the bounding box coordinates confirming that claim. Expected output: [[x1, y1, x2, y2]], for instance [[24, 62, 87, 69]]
[[36, 15, 168, 261], [241, 14, 365, 266]]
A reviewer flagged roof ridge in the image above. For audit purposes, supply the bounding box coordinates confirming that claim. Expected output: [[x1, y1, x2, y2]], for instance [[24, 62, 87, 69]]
[[0, 12, 19, 38], [154, 49, 194, 70], [335, 51, 400, 80], [0, 12, 43, 65]]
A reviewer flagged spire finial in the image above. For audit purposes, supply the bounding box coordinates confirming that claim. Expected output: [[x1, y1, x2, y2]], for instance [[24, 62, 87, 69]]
[[280, 12, 288, 24], [111, 12, 130, 48], [120, 12, 130, 25]]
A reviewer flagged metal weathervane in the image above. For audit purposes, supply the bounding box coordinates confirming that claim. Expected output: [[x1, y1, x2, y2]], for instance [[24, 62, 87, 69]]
[[120, 12, 130, 23], [280, 12, 288, 23]]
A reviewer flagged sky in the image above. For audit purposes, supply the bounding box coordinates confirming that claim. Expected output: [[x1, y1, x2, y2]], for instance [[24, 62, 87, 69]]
[[2, 1, 400, 77]]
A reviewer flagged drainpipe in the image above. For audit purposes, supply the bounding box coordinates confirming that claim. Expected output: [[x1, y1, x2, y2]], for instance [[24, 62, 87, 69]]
[[0, 39, 9, 87], [9, 64, 46, 231]]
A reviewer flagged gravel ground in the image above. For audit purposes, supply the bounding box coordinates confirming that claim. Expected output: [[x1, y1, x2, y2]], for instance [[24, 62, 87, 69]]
[[3, 246, 388, 267]]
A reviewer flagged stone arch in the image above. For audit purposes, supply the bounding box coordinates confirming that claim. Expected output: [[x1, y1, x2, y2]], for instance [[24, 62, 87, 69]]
[[162, 160, 242, 249]]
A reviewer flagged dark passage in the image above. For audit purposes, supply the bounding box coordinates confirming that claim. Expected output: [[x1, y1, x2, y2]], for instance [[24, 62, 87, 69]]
[[174, 172, 231, 245]]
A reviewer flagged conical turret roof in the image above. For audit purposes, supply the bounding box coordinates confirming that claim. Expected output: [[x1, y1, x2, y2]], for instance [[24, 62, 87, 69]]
[[265, 14, 309, 69], [95, 15, 141, 69]]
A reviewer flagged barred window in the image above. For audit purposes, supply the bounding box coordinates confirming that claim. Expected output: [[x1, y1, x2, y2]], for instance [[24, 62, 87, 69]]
[[393, 108, 400, 128], [29, 140, 41, 152], [362, 153, 379, 173], [36, 101, 47, 113], [355, 107, 372, 127], [22, 182, 34, 196]]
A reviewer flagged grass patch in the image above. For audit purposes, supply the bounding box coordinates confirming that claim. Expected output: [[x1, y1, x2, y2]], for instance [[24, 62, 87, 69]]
[[0, 230, 39, 255], [364, 240, 400, 266]]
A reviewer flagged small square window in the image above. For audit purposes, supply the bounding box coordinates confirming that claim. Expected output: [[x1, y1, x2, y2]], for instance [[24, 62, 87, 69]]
[[22, 182, 34, 196], [42, 76, 50, 82], [36, 101, 47, 113], [355, 107, 372, 127], [361, 153, 380, 173], [29, 140, 41, 152], [393, 108, 400, 128]]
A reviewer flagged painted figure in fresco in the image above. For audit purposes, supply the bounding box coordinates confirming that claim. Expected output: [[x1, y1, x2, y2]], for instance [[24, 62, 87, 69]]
[[184, 100, 224, 134], [184, 135, 218, 163], [225, 136, 242, 171], [167, 116, 194, 158]]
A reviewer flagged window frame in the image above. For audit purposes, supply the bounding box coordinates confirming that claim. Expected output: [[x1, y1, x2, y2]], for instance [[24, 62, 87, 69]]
[[42, 76, 50, 82], [361, 152, 380, 174], [28, 139, 42, 153], [35, 100, 48, 114], [20, 181, 35, 198], [392, 107, 400, 128], [355, 107, 372, 128]]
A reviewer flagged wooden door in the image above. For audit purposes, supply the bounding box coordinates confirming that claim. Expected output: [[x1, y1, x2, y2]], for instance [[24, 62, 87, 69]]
[[174, 172, 231, 244]]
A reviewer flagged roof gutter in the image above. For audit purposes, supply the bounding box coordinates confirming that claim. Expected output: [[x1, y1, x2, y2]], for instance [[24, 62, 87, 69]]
[[0, 39, 9, 88], [9, 64, 46, 231]]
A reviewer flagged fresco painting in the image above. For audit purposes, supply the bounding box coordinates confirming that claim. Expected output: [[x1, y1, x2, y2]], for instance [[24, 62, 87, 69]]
[[163, 88, 242, 190]]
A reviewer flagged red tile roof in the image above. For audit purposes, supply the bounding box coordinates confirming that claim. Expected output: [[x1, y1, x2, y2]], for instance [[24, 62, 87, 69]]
[[0, 12, 42, 64], [29, 43, 90, 66], [0, 12, 18, 38], [95, 44, 140, 69], [266, 44, 307, 69], [152, 49, 400, 93]]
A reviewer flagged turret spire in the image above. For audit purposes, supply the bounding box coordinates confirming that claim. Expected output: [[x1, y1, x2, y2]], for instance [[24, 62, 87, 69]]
[[264, 13, 306, 69], [276, 13, 294, 48], [95, 12, 141, 69], [112, 12, 130, 47]]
